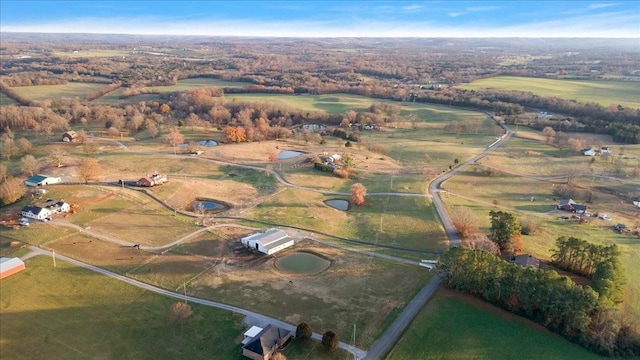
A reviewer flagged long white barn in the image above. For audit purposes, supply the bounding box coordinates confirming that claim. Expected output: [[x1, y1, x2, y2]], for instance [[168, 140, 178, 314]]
[[241, 229, 294, 255]]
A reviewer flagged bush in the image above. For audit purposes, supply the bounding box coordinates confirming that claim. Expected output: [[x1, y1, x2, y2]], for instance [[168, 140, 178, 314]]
[[520, 218, 541, 235], [321, 330, 339, 351], [296, 322, 312, 341]]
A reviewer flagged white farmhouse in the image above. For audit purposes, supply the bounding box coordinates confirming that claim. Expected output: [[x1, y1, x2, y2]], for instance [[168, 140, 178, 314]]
[[241, 229, 294, 255], [21, 206, 51, 220]]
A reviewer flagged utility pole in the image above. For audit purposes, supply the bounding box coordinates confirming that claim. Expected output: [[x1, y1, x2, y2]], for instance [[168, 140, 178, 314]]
[[183, 282, 187, 304], [52, 250, 57, 268]]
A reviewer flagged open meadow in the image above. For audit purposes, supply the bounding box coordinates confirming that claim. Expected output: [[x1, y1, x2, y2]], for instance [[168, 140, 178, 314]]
[[386, 289, 604, 360], [10, 82, 109, 102], [0, 254, 352, 360], [0, 256, 244, 360], [456, 75, 640, 109]]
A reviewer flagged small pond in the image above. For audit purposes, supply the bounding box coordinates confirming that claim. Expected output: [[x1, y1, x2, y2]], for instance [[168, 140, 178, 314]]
[[192, 199, 228, 212], [196, 140, 218, 147], [275, 252, 331, 275], [324, 199, 350, 211], [277, 150, 303, 160]]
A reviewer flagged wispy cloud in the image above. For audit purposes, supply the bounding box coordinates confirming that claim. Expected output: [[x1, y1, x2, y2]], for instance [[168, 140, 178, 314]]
[[448, 12, 466, 17], [402, 4, 423, 11], [588, 3, 618, 10], [466, 6, 500, 12]]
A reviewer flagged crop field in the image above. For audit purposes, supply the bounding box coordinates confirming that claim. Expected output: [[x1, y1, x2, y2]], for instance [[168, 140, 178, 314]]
[[387, 289, 604, 360], [0, 255, 244, 360], [456, 75, 640, 109], [10, 82, 108, 102]]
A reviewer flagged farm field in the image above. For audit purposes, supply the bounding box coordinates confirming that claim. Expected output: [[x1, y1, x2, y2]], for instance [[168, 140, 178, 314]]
[[10, 82, 108, 102], [386, 289, 604, 360], [43, 230, 433, 349], [456, 75, 640, 109], [0, 254, 351, 360], [0, 256, 244, 360], [96, 77, 250, 103]]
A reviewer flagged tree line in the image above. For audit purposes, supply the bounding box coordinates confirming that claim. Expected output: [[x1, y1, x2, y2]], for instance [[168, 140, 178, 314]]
[[438, 245, 639, 356]]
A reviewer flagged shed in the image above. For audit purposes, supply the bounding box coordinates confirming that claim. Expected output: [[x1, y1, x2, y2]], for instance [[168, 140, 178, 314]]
[[62, 130, 78, 142], [242, 326, 264, 345], [241, 229, 294, 255], [0, 257, 25, 279], [24, 174, 62, 187]]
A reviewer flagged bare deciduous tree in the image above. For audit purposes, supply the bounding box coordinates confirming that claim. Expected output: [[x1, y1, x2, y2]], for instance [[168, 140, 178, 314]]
[[0, 177, 26, 205], [351, 183, 367, 206], [164, 127, 184, 154], [169, 301, 193, 325], [20, 154, 39, 176], [77, 158, 101, 183], [48, 147, 67, 168], [17, 137, 32, 155], [451, 206, 478, 239]]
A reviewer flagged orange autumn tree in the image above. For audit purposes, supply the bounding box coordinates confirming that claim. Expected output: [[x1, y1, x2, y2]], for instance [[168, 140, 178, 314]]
[[351, 183, 367, 206], [224, 126, 247, 143]]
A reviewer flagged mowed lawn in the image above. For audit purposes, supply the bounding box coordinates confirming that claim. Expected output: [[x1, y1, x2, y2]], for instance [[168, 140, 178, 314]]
[[10, 82, 108, 101], [0, 256, 244, 360], [456, 75, 640, 109], [387, 289, 604, 360]]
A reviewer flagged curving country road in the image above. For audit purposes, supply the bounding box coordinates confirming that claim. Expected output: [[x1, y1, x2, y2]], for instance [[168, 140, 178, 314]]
[[362, 118, 513, 360]]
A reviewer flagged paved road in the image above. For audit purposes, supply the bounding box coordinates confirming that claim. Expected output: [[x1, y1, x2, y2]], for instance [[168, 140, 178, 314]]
[[362, 117, 513, 360], [22, 246, 367, 359]]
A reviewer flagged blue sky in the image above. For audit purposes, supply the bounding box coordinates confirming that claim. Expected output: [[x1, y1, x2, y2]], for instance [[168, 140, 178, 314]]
[[1, 1, 639, 37]]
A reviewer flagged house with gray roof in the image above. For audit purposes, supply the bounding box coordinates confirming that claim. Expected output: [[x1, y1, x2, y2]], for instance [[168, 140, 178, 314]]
[[242, 324, 291, 360]]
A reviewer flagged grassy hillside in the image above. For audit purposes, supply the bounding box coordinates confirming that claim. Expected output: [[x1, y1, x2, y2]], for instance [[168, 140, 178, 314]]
[[456, 76, 640, 109]]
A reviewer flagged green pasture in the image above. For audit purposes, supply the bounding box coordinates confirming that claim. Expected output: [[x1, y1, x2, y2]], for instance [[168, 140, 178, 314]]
[[10, 82, 108, 102], [0, 92, 17, 105], [96, 78, 249, 103], [248, 187, 447, 253], [456, 75, 640, 109], [148, 77, 251, 91], [0, 255, 244, 360], [387, 289, 604, 360]]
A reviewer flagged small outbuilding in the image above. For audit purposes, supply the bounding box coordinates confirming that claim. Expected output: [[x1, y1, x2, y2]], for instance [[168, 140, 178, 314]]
[[62, 130, 78, 142], [242, 324, 291, 360], [24, 174, 62, 187], [241, 229, 294, 255], [0, 257, 26, 279]]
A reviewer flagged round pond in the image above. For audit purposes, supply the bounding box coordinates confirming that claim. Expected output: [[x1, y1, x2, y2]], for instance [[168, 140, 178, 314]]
[[192, 199, 228, 212], [275, 252, 330, 275], [324, 199, 350, 211], [277, 150, 303, 160], [196, 140, 218, 147]]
